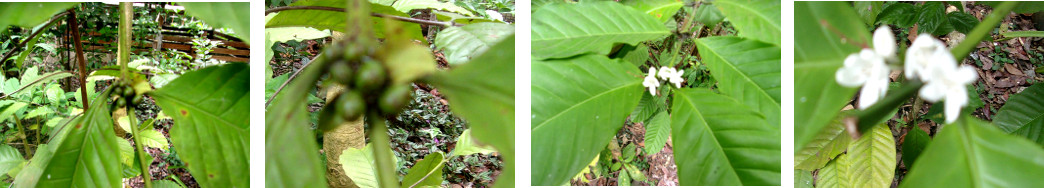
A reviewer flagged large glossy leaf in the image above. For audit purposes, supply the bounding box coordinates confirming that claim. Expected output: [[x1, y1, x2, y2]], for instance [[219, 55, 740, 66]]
[[390, 0, 473, 16], [427, 36, 514, 188], [13, 89, 121, 187], [816, 154, 849, 188], [150, 63, 249, 188], [846, 123, 895, 188], [401, 152, 444, 187], [794, 1, 865, 149], [794, 120, 850, 170], [901, 127, 931, 166], [671, 88, 780, 186], [530, 54, 643, 185], [451, 129, 496, 157], [531, 1, 670, 59], [644, 111, 670, 155], [0, 145, 24, 176], [695, 36, 781, 127], [339, 144, 396, 188], [179, 3, 250, 42], [993, 83, 1044, 146], [622, 0, 684, 23], [266, 57, 329, 187], [795, 170, 813, 188], [266, 0, 425, 42], [434, 22, 514, 65], [0, 3, 78, 30], [714, 0, 781, 45], [900, 117, 1044, 188]]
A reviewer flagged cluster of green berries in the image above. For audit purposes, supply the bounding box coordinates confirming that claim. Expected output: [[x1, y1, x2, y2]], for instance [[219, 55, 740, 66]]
[[317, 44, 412, 132]]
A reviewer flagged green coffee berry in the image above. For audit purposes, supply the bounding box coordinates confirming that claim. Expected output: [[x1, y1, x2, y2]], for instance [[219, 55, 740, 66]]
[[379, 84, 412, 115], [329, 60, 352, 85], [354, 58, 386, 92], [339, 90, 366, 121]]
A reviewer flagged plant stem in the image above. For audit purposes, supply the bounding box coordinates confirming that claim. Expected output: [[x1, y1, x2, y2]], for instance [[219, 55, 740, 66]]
[[368, 114, 400, 188], [128, 107, 153, 188], [119, 2, 133, 79], [846, 81, 923, 138], [67, 10, 90, 110], [13, 114, 31, 158], [951, 1, 1017, 59]]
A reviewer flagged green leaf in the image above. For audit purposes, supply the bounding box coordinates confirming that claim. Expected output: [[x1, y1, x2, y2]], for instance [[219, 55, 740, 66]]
[[339, 143, 396, 188], [427, 36, 514, 188], [178, 2, 250, 42], [136, 128, 170, 150], [794, 1, 865, 149], [816, 154, 849, 188], [153, 180, 184, 188], [264, 26, 332, 43], [402, 152, 444, 187], [876, 2, 917, 27], [901, 127, 931, 166], [917, 2, 947, 35], [643, 111, 670, 155], [900, 117, 1044, 188], [695, 36, 781, 127], [266, 0, 426, 42], [531, 1, 670, 59], [150, 63, 248, 188], [671, 88, 780, 186], [451, 129, 497, 157], [530, 54, 643, 185], [628, 91, 664, 123], [794, 120, 850, 170], [13, 88, 121, 187], [265, 53, 329, 188], [948, 12, 978, 34], [993, 83, 1044, 146], [0, 145, 25, 176], [5, 71, 74, 99], [622, 0, 683, 23], [846, 123, 896, 188], [434, 22, 514, 65], [979, 1, 1044, 14], [693, 4, 725, 26], [714, 0, 781, 45], [377, 42, 437, 85], [854, 1, 884, 27], [795, 170, 813, 188], [0, 3, 78, 30], [391, 0, 474, 16], [0, 101, 28, 123]]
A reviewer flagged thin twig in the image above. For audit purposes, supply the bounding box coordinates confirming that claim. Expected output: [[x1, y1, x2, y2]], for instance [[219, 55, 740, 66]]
[[264, 6, 460, 27], [0, 11, 72, 64], [265, 58, 317, 107], [68, 9, 91, 110]]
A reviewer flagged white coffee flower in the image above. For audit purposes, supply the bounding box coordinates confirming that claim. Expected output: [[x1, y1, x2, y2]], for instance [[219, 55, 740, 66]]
[[658, 67, 674, 80], [836, 49, 891, 109], [643, 67, 660, 96], [873, 26, 897, 61], [666, 68, 685, 88], [919, 62, 977, 124], [905, 34, 949, 81]]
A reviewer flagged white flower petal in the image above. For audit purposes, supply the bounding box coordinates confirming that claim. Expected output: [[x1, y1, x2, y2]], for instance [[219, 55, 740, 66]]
[[658, 67, 674, 80], [952, 65, 979, 85], [873, 26, 896, 57], [836, 66, 867, 87], [944, 87, 968, 124], [648, 67, 658, 78], [919, 81, 947, 102], [858, 83, 882, 110]]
